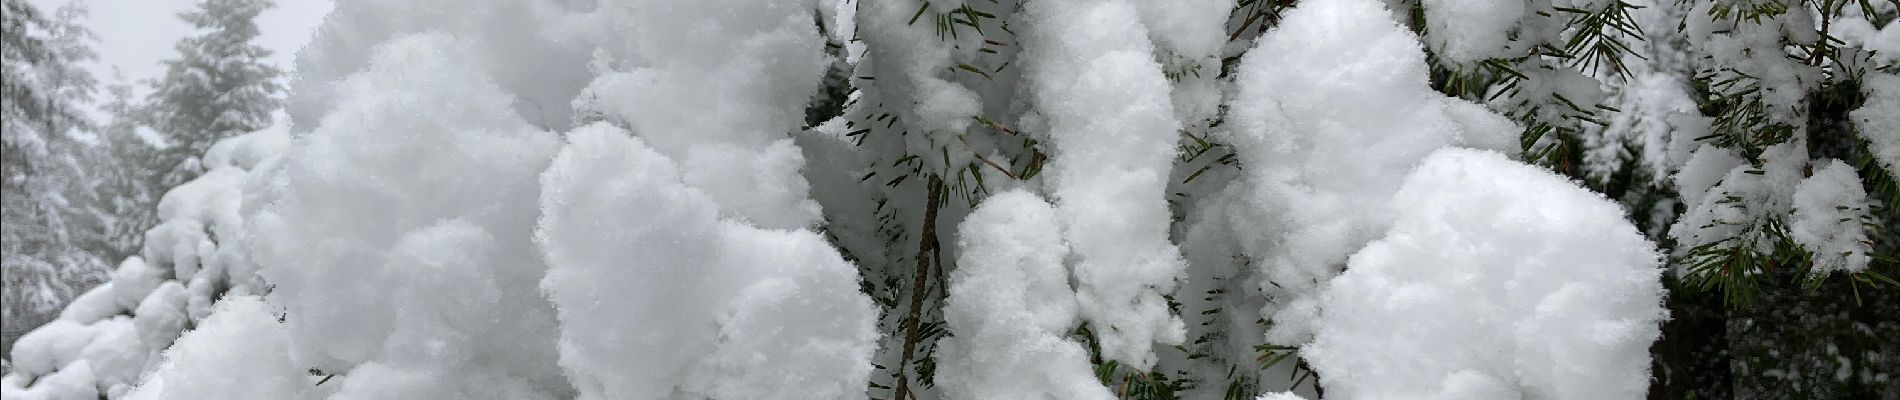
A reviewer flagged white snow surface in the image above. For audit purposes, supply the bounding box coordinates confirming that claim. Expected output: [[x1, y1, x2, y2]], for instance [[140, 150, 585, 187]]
[[1021, 0, 1188, 370], [1790, 160, 1876, 274], [1305, 148, 1666, 400], [0, 1, 1773, 399], [571, 0, 828, 230], [1421, 0, 1523, 64], [1856, 73, 1900, 175], [1670, 142, 1809, 260], [1223, 0, 1520, 347], [124, 296, 304, 400], [536, 125, 877, 400], [4, 124, 289, 400], [249, 33, 569, 394], [935, 190, 1111, 400], [1, 360, 97, 400]]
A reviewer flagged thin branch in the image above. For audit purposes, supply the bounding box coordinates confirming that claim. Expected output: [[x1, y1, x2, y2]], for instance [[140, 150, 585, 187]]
[[955, 133, 1019, 180], [976, 154, 1018, 180], [1228, 5, 1264, 42], [891, 175, 945, 400]]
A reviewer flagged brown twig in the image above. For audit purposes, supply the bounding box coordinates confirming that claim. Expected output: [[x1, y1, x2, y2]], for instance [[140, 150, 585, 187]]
[[891, 175, 945, 400], [955, 133, 1020, 180], [976, 154, 1018, 180]]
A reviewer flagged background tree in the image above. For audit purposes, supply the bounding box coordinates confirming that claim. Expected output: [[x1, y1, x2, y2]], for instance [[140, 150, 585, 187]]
[[144, 0, 281, 188], [83, 73, 165, 262], [1, 0, 108, 352]]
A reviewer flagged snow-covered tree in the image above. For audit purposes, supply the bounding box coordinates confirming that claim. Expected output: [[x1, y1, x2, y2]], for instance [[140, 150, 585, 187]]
[[5, 0, 1895, 399], [144, 0, 281, 188], [84, 75, 165, 262], [2, 0, 109, 340]]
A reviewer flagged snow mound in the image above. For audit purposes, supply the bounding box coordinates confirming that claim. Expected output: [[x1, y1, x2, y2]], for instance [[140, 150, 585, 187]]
[[936, 190, 1111, 400], [3, 127, 286, 400], [1224, 0, 1521, 347], [1790, 160, 1876, 274], [536, 125, 877, 400], [1021, 0, 1187, 370], [249, 32, 568, 395], [1305, 148, 1666, 400], [123, 296, 303, 400], [1856, 73, 1900, 174]]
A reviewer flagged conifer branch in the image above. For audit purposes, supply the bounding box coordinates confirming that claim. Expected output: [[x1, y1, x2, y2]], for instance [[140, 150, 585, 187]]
[[891, 175, 944, 400]]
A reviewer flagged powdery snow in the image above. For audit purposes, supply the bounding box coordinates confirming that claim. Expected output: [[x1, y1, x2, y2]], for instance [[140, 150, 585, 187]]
[[1305, 148, 1666, 400], [124, 296, 304, 400], [3, 124, 290, 400], [571, 0, 829, 230], [1421, 0, 1524, 64], [1021, 0, 1188, 370], [935, 190, 1111, 400], [536, 125, 877, 400], [1670, 142, 1809, 262], [1856, 73, 1900, 175], [1790, 160, 1876, 273], [249, 33, 568, 394], [1223, 0, 1520, 347]]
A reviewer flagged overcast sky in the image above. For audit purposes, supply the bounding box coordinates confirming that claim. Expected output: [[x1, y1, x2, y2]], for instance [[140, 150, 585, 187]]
[[28, 0, 334, 95]]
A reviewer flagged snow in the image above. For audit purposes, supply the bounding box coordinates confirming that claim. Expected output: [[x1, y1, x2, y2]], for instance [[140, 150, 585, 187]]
[[8, 320, 99, 378], [249, 32, 567, 394], [571, 0, 828, 230], [936, 190, 1111, 400], [125, 296, 305, 400], [849, 0, 986, 174], [1832, 10, 1900, 68], [1670, 142, 1809, 260], [1790, 160, 1875, 274], [1421, 0, 1524, 64], [57, 282, 122, 324], [1223, 0, 1522, 347], [1444, 98, 1527, 155], [855, 0, 982, 136], [683, 226, 881, 400], [531, 123, 724, 397], [536, 125, 877, 400], [1, 360, 97, 400], [77, 317, 143, 390], [1305, 148, 1666, 400], [3, 124, 289, 399], [1674, 144, 1746, 208], [8, 1, 1876, 399], [142, 166, 245, 286], [1856, 73, 1900, 175], [108, 257, 163, 312], [289, 0, 596, 133], [201, 124, 288, 171], [1133, 0, 1231, 128], [1681, 0, 1821, 131], [1586, 71, 1707, 185], [324, 361, 560, 400], [1021, 0, 1188, 370], [133, 282, 189, 359]]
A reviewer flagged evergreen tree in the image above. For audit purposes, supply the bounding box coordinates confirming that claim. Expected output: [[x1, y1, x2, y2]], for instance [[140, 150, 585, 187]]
[[145, 0, 282, 188], [84, 73, 165, 262], [1, 0, 107, 335]]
